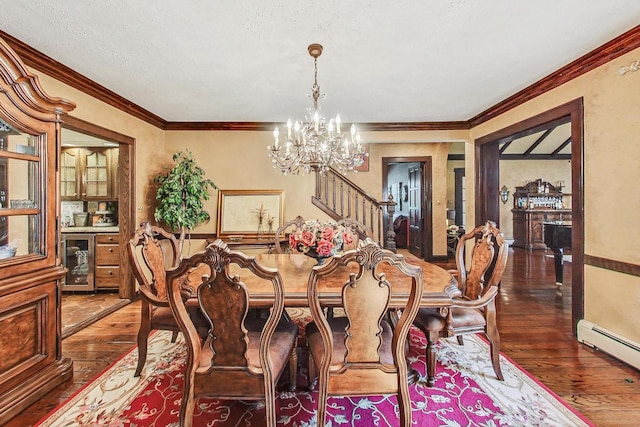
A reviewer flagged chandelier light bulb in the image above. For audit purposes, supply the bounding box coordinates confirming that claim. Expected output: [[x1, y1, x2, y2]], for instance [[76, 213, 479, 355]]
[[267, 43, 365, 175]]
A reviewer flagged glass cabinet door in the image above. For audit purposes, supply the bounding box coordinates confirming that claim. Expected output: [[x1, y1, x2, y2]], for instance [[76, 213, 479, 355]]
[[83, 150, 108, 198], [60, 149, 78, 199], [0, 119, 42, 260], [61, 234, 95, 291]]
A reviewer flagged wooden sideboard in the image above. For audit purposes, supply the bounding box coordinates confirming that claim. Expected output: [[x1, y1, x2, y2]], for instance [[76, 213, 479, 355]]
[[511, 179, 572, 250], [512, 209, 572, 250]]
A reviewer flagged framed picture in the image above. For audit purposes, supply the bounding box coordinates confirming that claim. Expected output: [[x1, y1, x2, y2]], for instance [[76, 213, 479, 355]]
[[217, 190, 284, 238], [353, 144, 370, 172]]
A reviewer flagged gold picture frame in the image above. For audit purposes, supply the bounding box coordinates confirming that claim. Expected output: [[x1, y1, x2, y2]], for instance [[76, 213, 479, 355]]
[[353, 144, 370, 172], [216, 189, 284, 238]]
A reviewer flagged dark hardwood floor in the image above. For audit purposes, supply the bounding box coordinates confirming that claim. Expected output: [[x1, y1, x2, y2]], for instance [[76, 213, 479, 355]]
[[7, 247, 640, 426], [61, 291, 129, 338]]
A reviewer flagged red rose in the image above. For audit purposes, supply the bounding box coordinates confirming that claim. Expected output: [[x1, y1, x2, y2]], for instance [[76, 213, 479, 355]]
[[300, 230, 316, 247], [317, 239, 333, 256], [321, 226, 336, 242], [342, 231, 353, 245], [289, 234, 298, 250]]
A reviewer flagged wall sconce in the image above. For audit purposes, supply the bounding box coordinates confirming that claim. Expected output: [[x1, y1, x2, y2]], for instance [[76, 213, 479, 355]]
[[499, 185, 510, 204]]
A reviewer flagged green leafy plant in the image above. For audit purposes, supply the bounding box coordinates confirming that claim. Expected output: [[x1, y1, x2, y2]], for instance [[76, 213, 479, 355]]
[[153, 150, 217, 253]]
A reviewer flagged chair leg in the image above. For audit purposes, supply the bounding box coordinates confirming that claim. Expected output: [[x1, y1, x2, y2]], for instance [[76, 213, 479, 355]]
[[316, 376, 328, 427], [180, 373, 196, 427], [171, 330, 179, 343], [456, 335, 464, 345], [486, 327, 503, 381], [265, 383, 278, 427], [134, 304, 152, 377], [425, 332, 439, 387], [397, 359, 413, 427], [288, 346, 298, 391], [307, 344, 317, 389]]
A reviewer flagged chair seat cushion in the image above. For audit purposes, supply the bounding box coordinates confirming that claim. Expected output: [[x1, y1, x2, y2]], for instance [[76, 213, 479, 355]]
[[150, 306, 180, 330], [414, 307, 486, 332], [246, 326, 298, 375], [306, 317, 394, 369], [197, 316, 298, 377]]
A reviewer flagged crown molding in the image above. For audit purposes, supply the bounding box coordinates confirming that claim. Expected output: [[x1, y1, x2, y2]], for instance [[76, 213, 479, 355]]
[[2, 25, 638, 132], [0, 29, 167, 129], [163, 121, 471, 131], [469, 25, 640, 127]]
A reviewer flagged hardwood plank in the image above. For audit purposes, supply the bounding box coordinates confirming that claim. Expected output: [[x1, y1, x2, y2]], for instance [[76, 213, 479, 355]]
[[6, 247, 640, 426]]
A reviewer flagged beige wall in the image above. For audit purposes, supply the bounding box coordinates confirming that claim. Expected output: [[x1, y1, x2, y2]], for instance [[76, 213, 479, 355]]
[[28, 71, 166, 227], [163, 133, 467, 257], [470, 48, 640, 343], [29, 66, 470, 257], [26, 44, 640, 343]]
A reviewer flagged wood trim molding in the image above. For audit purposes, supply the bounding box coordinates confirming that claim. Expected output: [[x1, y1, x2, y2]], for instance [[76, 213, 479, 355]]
[[163, 121, 471, 132], [584, 255, 640, 278], [63, 115, 135, 145], [360, 122, 470, 131], [61, 115, 137, 300], [3, 25, 638, 131], [0, 30, 166, 129], [469, 25, 640, 127], [473, 97, 585, 330]]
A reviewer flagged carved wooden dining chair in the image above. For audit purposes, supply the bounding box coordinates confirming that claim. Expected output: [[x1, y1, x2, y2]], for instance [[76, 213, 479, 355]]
[[167, 239, 299, 427], [305, 239, 424, 427], [127, 221, 209, 377], [412, 220, 509, 386], [273, 215, 307, 253], [336, 217, 373, 250]]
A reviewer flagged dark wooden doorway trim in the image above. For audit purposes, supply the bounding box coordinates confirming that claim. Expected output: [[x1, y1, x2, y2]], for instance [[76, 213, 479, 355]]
[[382, 156, 433, 261], [61, 115, 136, 300], [454, 168, 465, 227], [474, 98, 584, 332]]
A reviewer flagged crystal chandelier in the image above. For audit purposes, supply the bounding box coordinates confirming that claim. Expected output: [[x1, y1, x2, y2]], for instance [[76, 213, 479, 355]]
[[268, 43, 365, 175]]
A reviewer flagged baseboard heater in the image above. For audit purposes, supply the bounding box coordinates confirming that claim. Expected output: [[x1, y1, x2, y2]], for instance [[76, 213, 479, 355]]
[[577, 320, 640, 370]]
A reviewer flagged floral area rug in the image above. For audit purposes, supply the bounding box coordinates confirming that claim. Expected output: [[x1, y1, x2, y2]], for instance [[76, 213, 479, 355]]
[[37, 308, 593, 427]]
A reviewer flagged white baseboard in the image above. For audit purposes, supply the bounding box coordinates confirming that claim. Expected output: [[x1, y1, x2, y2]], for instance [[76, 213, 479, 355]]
[[577, 320, 640, 370]]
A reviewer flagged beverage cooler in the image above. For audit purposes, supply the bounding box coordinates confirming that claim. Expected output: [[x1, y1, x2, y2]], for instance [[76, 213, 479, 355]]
[[62, 233, 95, 291]]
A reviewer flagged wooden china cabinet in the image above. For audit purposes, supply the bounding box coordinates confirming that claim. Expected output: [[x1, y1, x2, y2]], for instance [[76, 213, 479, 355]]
[[511, 179, 572, 250], [0, 37, 76, 422]]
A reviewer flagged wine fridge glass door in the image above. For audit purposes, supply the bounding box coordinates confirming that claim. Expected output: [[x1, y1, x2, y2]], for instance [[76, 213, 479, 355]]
[[62, 233, 95, 291]]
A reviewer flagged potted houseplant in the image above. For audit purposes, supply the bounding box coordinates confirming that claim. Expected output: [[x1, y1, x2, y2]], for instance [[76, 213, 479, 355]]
[[154, 149, 217, 254]]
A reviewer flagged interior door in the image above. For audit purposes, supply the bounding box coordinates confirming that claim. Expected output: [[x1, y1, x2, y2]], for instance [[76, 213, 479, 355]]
[[408, 165, 423, 258]]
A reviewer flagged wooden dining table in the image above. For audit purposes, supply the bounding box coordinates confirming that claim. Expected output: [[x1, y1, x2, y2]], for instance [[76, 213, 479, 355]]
[[226, 253, 461, 309]]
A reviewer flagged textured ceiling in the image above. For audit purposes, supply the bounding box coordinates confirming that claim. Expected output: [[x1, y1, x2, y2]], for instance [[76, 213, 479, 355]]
[[1, 1, 639, 124]]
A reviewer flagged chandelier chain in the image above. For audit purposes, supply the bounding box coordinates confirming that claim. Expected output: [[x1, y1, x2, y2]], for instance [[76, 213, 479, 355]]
[[268, 43, 366, 175]]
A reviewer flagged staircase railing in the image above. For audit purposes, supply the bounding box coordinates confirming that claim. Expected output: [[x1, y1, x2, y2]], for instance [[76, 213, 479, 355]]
[[312, 167, 397, 251]]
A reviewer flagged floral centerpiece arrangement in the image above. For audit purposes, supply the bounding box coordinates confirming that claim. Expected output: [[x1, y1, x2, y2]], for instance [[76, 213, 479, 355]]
[[289, 219, 354, 263]]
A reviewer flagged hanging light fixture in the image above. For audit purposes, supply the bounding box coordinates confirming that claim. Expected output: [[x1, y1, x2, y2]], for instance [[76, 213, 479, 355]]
[[268, 43, 366, 175]]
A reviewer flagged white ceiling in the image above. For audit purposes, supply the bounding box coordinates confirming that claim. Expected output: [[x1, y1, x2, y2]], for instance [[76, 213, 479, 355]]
[[1, 2, 639, 124]]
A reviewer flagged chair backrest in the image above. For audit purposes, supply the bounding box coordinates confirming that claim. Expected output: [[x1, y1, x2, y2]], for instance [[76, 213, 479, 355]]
[[454, 220, 509, 300], [166, 239, 286, 394], [308, 238, 424, 393], [336, 217, 373, 250], [127, 221, 181, 304], [273, 215, 306, 253]]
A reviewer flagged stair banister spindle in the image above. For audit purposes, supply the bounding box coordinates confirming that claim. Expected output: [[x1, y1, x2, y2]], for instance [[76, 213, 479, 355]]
[[331, 173, 337, 212], [339, 180, 345, 217]]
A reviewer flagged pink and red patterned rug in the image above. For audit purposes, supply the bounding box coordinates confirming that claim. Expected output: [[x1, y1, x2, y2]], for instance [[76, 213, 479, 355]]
[[37, 309, 593, 426]]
